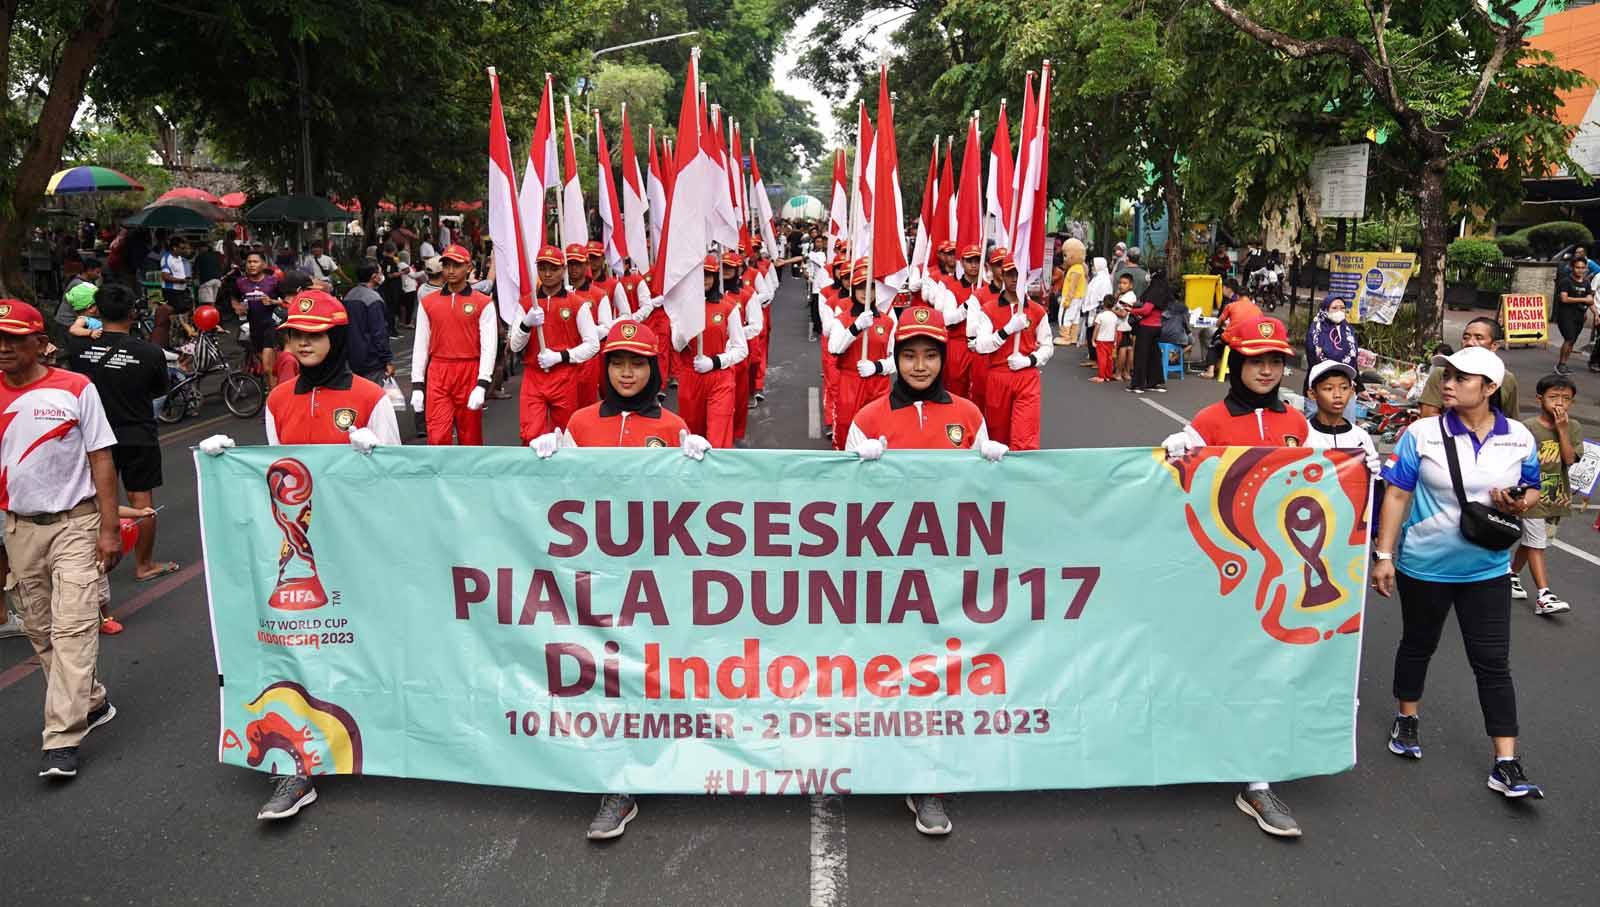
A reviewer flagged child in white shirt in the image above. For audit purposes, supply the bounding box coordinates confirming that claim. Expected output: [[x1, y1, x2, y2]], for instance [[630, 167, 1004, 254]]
[[1303, 360, 1379, 473], [1091, 296, 1119, 383]]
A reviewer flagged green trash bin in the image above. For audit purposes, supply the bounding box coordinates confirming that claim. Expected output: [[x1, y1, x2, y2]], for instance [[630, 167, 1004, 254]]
[[1183, 274, 1222, 315]]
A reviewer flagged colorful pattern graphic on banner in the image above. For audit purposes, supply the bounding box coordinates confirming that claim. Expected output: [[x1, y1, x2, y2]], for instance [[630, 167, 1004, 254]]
[[1328, 252, 1416, 325], [197, 446, 1370, 795], [1500, 293, 1550, 347]]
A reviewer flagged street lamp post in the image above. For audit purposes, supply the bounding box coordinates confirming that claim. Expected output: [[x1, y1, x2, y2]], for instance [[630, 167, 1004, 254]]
[[581, 31, 700, 150]]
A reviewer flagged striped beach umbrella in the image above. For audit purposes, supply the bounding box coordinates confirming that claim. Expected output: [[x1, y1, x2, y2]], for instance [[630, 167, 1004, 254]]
[[45, 166, 145, 195]]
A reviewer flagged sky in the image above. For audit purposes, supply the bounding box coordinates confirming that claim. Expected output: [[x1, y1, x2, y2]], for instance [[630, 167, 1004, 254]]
[[771, 7, 903, 181]]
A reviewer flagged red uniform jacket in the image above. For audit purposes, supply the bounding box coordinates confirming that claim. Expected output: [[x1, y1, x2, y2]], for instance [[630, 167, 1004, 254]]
[[423, 289, 492, 360], [978, 295, 1047, 367], [1188, 398, 1309, 447], [525, 288, 590, 361], [265, 376, 389, 444], [851, 393, 985, 450], [564, 403, 688, 448]]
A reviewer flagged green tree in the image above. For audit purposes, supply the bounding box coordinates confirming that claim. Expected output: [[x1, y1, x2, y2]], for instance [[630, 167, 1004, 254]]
[[1208, 0, 1589, 349]]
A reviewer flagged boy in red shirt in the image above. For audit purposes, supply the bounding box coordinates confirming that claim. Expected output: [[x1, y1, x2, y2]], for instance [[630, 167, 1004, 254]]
[[722, 251, 761, 441], [816, 256, 853, 441], [529, 319, 711, 840], [826, 259, 896, 448], [409, 244, 495, 445], [508, 245, 599, 444], [674, 255, 748, 448], [967, 256, 1053, 449], [1160, 314, 1310, 839]]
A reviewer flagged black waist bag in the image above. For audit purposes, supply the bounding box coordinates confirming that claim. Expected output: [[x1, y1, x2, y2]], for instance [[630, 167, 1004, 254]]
[[1440, 417, 1522, 551]]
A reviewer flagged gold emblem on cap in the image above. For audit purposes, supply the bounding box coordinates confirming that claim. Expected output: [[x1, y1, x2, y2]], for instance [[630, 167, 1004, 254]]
[[298, 299, 314, 313], [913, 308, 930, 323], [620, 323, 637, 339], [0, 304, 10, 317], [1258, 322, 1273, 338]]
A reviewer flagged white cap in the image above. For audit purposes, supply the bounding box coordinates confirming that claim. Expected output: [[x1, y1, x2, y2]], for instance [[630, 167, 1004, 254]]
[[1432, 346, 1505, 387], [1308, 359, 1358, 387]]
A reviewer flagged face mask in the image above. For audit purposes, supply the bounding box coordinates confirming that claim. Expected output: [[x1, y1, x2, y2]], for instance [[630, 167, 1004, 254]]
[[1327, 311, 1346, 323]]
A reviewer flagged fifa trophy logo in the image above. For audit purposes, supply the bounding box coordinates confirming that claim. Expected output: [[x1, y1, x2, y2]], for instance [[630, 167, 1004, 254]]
[[267, 458, 329, 610]]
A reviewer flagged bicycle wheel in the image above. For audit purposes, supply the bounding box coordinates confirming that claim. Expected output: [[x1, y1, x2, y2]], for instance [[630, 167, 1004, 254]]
[[158, 386, 190, 424], [222, 372, 265, 418]]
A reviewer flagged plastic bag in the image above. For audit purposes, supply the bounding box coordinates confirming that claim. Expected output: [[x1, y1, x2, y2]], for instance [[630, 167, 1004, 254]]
[[381, 377, 406, 410]]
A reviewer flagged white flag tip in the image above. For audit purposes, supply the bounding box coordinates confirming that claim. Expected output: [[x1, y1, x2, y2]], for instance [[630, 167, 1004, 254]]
[[487, 66, 497, 77]]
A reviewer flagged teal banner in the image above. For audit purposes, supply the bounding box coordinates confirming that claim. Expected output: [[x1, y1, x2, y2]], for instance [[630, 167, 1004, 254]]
[[197, 445, 1370, 795]]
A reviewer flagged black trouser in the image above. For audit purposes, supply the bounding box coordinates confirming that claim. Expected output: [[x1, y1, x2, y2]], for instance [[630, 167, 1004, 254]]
[[809, 292, 823, 335], [1393, 571, 1518, 738], [1131, 323, 1164, 389]]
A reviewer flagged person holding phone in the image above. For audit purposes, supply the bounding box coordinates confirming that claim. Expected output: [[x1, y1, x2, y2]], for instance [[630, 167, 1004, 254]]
[[1372, 346, 1545, 799]]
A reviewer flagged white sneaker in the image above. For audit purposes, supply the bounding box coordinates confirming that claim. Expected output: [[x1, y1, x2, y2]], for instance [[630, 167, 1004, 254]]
[[1535, 590, 1570, 616], [1509, 575, 1528, 600]]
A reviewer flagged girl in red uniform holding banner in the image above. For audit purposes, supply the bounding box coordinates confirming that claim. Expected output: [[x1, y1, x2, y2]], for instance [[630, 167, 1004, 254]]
[[508, 245, 600, 444], [1159, 314, 1311, 840], [967, 255, 1054, 450], [409, 245, 495, 445], [827, 259, 896, 448], [674, 255, 747, 448], [528, 319, 711, 840], [844, 303, 1007, 837], [198, 290, 399, 822]]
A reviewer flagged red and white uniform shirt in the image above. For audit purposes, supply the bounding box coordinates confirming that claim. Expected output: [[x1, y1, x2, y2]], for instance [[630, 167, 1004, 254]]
[[561, 406, 688, 449], [265, 376, 401, 445], [411, 287, 497, 384], [0, 368, 116, 515], [846, 394, 989, 452]]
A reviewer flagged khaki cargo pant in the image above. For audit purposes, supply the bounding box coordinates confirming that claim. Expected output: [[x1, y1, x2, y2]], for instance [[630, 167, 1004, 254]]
[[5, 501, 108, 749]]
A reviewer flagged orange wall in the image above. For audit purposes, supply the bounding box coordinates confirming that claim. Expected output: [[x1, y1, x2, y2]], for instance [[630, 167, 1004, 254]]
[[1528, 3, 1600, 130]]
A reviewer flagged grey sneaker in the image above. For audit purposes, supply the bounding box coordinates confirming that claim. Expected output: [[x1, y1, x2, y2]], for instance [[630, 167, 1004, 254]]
[[586, 793, 638, 840], [258, 774, 317, 821], [1509, 575, 1528, 600], [1235, 787, 1302, 837], [905, 794, 952, 835]]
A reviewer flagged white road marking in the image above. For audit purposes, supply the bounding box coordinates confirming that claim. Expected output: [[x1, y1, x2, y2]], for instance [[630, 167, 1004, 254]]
[[808, 386, 821, 439], [809, 794, 847, 907], [1142, 399, 1600, 567]]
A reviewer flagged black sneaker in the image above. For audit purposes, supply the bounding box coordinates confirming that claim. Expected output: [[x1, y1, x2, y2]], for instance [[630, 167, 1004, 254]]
[[257, 774, 318, 820], [39, 747, 79, 778], [86, 701, 117, 735], [1388, 714, 1422, 759], [1235, 787, 1301, 837], [586, 793, 638, 840], [905, 794, 952, 835], [1487, 759, 1544, 799], [754, 391, 766, 403], [1554, 362, 1572, 376]]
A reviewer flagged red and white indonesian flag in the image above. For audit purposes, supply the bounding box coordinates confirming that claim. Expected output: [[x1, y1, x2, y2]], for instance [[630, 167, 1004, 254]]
[[827, 149, 848, 253], [750, 142, 779, 253], [706, 105, 742, 248], [594, 111, 629, 273], [560, 98, 588, 247], [955, 115, 982, 254], [487, 67, 535, 325], [1012, 64, 1051, 284], [649, 50, 715, 348], [910, 138, 938, 277], [518, 74, 558, 256], [988, 99, 1014, 252], [870, 66, 908, 304], [646, 125, 667, 263], [929, 137, 954, 259], [619, 107, 649, 271], [849, 101, 875, 260]]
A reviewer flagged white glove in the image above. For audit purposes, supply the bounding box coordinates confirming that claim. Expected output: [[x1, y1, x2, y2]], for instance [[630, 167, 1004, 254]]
[[907, 276, 922, 294], [198, 434, 235, 456], [978, 439, 1008, 462], [855, 436, 887, 461], [1007, 353, 1030, 371], [521, 305, 545, 328], [745, 323, 761, 340], [856, 359, 877, 378], [853, 310, 873, 331], [1004, 311, 1029, 334], [679, 429, 711, 461], [529, 432, 561, 459], [238, 323, 250, 342], [467, 386, 486, 411], [1162, 431, 1193, 461], [1366, 450, 1382, 475], [411, 389, 424, 411], [537, 349, 562, 370], [693, 355, 714, 374], [943, 305, 966, 327], [348, 427, 379, 454]]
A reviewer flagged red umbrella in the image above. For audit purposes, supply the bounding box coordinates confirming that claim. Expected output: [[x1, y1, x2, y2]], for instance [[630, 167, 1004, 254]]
[[219, 191, 247, 208], [158, 187, 222, 205]]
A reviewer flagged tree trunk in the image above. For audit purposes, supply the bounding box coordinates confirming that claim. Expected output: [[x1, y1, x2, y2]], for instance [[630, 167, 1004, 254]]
[[0, 0, 120, 297], [1413, 160, 1449, 353], [358, 191, 382, 253], [1160, 161, 1184, 279]]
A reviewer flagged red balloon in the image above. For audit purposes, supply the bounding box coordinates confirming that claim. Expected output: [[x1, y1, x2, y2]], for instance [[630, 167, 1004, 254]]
[[193, 305, 221, 332], [119, 518, 140, 554]]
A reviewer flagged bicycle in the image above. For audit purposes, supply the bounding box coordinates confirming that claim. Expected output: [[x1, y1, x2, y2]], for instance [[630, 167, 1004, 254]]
[[157, 328, 265, 423]]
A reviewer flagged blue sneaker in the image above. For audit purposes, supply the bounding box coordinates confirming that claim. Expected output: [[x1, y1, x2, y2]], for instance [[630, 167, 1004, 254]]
[[1487, 759, 1544, 799], [1387, 715, 1422, 759]]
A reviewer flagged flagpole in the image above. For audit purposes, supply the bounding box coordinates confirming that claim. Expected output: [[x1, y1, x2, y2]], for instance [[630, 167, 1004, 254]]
[[553, 92, 573, 292]]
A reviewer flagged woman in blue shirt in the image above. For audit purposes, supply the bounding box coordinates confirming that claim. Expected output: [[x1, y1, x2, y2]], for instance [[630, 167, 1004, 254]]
[[1372, 346, 1544, 799]]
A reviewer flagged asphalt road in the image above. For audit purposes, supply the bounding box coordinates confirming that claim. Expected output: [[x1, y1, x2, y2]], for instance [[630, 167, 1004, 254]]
[[3, 275, 1597, 907]]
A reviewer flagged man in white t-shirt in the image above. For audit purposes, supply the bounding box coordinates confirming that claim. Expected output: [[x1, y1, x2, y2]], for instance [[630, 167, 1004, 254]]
[[0, 300, 123, 780]]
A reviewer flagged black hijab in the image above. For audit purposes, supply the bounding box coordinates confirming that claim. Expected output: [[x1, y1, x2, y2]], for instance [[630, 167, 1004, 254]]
[[1223, 353, 1286, 415], [598, 351, 663, 418], [292, 324, 352, 393], [887, 334, 952, 409]]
